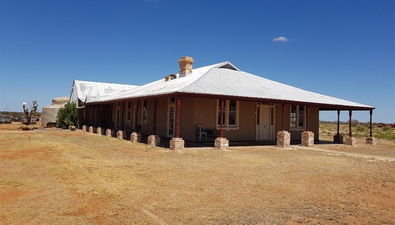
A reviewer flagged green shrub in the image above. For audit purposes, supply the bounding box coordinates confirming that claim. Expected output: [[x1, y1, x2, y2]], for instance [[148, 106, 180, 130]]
[[374, 133, 395, 139], [355, 125, 367, 133], [56, 102, 78, 129]]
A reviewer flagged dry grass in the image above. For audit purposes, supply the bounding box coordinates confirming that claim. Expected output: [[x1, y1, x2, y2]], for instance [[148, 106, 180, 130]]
[[320, 121, 395, 140], [1, 123, 395, 224]]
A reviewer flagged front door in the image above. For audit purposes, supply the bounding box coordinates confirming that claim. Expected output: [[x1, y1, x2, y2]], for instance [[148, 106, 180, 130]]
[[256, 104, 274, 141], [167, 105, 175, 137]]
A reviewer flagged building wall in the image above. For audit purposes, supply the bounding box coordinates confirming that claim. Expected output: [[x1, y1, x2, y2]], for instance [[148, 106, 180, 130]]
[[178, 97, 197, 141], [100, 104, 111, 130], [85, 98, 320, 143], [221, 101, 256, 141], [274, 104, 319, 141], [177, 98, 257, 142], [123, 101, 135, 137], [156, 97, 169, 138], [107, 98, 173, 137]]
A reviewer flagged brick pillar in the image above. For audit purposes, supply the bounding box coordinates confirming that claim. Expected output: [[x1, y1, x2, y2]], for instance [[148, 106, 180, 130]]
[[106, 129, 112, 137], [345, 136, 356, 146], [117, 130, 123, 140], [130, 132, 142, 143], [147, 135, 160, 146], [130, 132, 138, 143], [277, 131, 290, 148], [366, 137, 376, 146], [301, 131, 314, 147], [89, 126, 93, 133], [147, 135, 155, 146], [96, 127, 102, 135], [214, 137, 229, 150], [334, 134, 343, 143], [82, 125, 87, 132], [170, 138, 184, 150]]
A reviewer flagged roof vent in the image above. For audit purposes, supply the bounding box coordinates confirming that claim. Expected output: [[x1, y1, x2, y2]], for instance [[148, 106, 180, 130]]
[[178, 56, 194, 77], [165, 74, 177, 81], [219, 63, 237, 70]]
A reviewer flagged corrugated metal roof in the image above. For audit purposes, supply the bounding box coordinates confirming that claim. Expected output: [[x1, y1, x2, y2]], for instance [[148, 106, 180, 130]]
[[70, 80, 139, 104], [180, 69, 372, 109], [85, 62, 373, 110], [89, 62, 238, 102]]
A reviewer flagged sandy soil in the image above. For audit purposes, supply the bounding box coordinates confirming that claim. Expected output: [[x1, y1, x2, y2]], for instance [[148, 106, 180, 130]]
[[1, 124, 394, 224]]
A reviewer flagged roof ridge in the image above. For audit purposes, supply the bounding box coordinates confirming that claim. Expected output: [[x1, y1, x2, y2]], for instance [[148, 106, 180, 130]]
[[74, 79, 139, 87], [178, 61, 237, 92]]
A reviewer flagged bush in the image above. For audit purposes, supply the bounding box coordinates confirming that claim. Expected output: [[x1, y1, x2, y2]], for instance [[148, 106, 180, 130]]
[[349, 119, 359, 127], [56, 102, 78, 129]]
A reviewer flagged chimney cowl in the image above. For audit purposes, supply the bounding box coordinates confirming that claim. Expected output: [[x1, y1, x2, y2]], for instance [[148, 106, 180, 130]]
[[165, 74, 177, 82], [178, 56, 194, 77]]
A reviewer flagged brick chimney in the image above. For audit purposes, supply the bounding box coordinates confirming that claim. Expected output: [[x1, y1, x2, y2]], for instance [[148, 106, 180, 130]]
[[178, 56, 194, 77]]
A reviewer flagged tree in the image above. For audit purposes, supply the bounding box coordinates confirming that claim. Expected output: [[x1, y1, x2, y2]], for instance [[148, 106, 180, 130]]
[[56, 102, 78, 129]]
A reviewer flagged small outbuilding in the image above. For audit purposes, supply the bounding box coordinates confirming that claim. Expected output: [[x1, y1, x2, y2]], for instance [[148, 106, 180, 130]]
[[41, 97, 69, 128]]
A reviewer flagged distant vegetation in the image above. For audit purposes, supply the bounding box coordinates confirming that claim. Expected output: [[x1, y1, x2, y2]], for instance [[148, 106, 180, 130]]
[[320, 121, 395, 140], [0, 111, 41, 121]]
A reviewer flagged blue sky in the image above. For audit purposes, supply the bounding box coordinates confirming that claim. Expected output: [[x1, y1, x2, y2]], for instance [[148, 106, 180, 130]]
[[1, 0, 394, 122]]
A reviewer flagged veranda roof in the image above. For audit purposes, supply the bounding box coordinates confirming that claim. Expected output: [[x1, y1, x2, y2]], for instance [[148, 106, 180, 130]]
[[86, 62, 374, 110]]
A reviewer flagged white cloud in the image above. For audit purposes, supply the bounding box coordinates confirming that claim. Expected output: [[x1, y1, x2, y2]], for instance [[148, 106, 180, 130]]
[[272, 36, 289, 42]]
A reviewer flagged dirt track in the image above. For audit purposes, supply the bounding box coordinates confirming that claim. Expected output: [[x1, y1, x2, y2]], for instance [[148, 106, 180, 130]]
[[1, 126, 394, 224]]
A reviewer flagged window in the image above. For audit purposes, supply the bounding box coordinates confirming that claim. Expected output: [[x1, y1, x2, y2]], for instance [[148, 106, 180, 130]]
[[167, 97, 176, 137], [216, 100, 239, 129], [290, 105, 297, 128], [116, 103, 120, 129], [127, 102, 131, 122], [141, 100, 148, 124], [298, 106, 304, 127], [228, 101, 237, 125], [169, 96, 176, 103], [290, 105, 305, 130]]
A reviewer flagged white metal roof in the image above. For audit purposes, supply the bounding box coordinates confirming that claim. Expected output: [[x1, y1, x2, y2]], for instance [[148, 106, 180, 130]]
[[87, 62, 239, 102], [180, 68, 373, 109], [85, 62, 373, 110], [70, 80, 139, 105]]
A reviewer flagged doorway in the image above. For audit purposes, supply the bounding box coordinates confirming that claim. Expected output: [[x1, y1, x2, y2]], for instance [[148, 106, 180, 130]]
[[167, 97, 176, 137], [256, 104, 275, 141]]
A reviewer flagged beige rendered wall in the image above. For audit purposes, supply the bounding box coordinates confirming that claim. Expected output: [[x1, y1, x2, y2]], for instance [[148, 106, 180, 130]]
[[87, 100, 320, 143], [221, 101, 256, 141], [84, 99, 322, 143], [178, 97, 199, 141], [156, 97, 169, 138], [178, 98, 257, 142], [134, 97, 178, 137], [274, 104, 319, 141]]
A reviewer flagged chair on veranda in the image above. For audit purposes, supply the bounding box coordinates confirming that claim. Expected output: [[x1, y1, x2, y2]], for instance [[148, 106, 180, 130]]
[[197, 125, 208, 143]]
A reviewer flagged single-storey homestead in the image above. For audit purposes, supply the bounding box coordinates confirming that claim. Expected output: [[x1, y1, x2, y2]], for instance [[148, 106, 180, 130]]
[[70, 56, 375, 149]]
